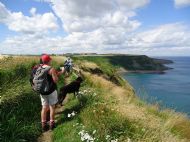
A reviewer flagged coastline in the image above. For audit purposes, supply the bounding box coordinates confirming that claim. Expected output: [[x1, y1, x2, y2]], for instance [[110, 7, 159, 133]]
[[117, 67, 169, 74], [118, 57, 190, 117]]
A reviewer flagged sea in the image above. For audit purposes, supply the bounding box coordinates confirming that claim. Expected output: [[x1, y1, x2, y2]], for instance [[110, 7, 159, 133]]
[[122, 57, 190, 116]]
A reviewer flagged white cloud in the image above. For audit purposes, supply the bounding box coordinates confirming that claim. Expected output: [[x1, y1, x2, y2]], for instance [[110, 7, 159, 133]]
[[0, 33, 97, 54], [1, 0, 190, 56], [117, 0, 150, 10], [0, 2, 58, 34], [1, 23, 190, 56], [0, 2, 10, 23], [174, 0, 190, 8], [30, 7, 37, 16], [128, 23, 190, 48], [49, 0, 144, 33], [0, 0, 147, 54]]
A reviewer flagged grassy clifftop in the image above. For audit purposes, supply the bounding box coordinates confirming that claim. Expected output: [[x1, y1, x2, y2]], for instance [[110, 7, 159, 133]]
[[73, 55, 173, 72], [54, 55, 189, 142], [1, 55, 189, 142]]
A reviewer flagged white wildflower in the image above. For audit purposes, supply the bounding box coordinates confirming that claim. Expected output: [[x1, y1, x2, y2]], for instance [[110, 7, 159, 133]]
[[78, 130, 85, 135], [106, 135, 110, 140], [127, 137, 131, 142], [79, 130, 94, 142], [68, 114, 71, 118], [111, 139, 118, 142], [92, 130, 96, 134], [71, 111, 75, 116], [67, 111, 76, 118], [81, 136, 85, 141]]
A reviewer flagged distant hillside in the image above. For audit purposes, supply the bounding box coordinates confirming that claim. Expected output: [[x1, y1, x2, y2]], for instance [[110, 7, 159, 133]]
[[152, 58, 173, 64], [73, 55, 173, 73]]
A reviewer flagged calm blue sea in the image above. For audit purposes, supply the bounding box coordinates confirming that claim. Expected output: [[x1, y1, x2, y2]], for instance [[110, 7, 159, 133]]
[[122, 57, 190, 116]]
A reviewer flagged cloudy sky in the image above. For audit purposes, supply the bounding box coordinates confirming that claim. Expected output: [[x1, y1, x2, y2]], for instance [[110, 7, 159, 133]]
[[0, 0, 190, 56]]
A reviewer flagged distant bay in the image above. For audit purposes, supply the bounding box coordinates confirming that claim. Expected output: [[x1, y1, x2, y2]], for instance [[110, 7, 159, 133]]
[[122, 57, 190, 116]]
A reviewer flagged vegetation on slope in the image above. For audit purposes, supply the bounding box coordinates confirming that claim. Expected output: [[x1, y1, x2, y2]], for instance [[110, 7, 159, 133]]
[[1, 55, 189, 142], [53, 56, 190, 142], [0, 56, 65, 142], [73, 55, 172, 72], [0, 56, 41, 142]]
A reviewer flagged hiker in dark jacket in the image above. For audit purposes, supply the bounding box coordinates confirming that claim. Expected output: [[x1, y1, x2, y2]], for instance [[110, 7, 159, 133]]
[[64, 57, 72, 76]]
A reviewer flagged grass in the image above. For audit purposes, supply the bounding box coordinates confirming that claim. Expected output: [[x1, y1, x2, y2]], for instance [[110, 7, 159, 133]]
[[72, 56, 116, 76], [53, 58, 190, 142], [73, 56, 126, 86], [53, 74, 154, 141], [1, 55, 190, 142], [53, 86, 137, 142], [0, 56, 41, 142], [1, 89, 41, 142], [0, 56, 66, 142]]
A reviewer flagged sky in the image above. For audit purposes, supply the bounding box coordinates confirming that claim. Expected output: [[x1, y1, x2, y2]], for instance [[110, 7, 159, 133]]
[[0, 0, 190, 56]]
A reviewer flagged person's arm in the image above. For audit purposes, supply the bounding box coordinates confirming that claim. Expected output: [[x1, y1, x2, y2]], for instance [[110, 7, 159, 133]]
[[56, 70, 64, 76], [50, 68, 59, 83], [57, 67, 65, 76]]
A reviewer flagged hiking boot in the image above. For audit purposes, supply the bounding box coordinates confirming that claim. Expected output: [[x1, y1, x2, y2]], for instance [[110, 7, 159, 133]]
[[50, 121, 56, 130], [41, 122, 49, 132]]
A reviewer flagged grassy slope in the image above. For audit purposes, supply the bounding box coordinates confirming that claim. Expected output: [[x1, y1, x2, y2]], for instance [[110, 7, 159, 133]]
[[72, 55, 170, 71], [0, 56, 41, 142], [0, 56, 66, 142], [1, 56, 190, 142], [53, 56, 190, 142]]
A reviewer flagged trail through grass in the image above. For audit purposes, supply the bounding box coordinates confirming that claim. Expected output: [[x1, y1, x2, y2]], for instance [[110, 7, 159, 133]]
[[1, 56, 190, 142], [52, 58, 190, 142]]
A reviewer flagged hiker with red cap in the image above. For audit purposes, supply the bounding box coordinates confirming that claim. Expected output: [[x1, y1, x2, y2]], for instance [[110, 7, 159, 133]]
[[30, 54, 64, 131]]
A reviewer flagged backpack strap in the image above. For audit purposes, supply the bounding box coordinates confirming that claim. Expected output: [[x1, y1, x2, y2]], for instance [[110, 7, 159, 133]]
[[42, 65, 52, 73]]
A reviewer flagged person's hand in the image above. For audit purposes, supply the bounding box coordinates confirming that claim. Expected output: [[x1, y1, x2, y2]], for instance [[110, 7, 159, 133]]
[[60, 67, 65, 74]]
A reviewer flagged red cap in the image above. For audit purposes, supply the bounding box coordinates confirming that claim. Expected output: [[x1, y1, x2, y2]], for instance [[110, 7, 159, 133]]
[[41, 54, 52, 63]]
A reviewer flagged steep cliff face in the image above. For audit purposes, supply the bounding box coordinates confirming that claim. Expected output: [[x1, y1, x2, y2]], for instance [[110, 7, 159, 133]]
[[73, 55, 173, 73], [105, 55, 173, 71]]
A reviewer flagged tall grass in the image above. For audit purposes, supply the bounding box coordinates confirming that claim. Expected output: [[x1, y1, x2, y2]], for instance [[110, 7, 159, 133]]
[[1, 56, 189, 142], [53, 59, 190, 142], [1, 89, 41, 142], [73, 56, 126, 86], [53, 75, 145, 142], [72, 56, 116, 76], [0, 56, 66, 142], [0, 56, 41, 142]]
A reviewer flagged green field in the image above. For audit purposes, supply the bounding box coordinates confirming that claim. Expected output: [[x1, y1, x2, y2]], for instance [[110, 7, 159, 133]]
[[1, 55, 190, 142]]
